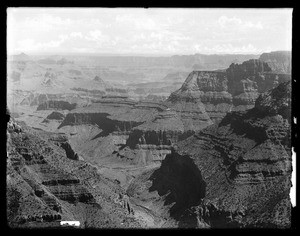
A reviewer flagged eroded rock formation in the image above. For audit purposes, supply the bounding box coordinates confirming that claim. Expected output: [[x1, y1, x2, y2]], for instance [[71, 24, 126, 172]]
[[37, 100, 77, 111], [128, 81, 292, 228], [259, 51, 291, 74], [6, 118, 142, 228], [45, 111, 65, 120], [168, 59, 291, 122]]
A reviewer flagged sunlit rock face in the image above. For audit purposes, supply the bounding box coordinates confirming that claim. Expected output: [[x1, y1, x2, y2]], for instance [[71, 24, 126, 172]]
[[259, 51, 291, 74], [168, 59, 291, 123]]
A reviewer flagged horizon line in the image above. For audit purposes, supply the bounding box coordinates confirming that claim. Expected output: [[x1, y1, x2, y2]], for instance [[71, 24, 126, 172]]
[[7, 50, 291, 57]]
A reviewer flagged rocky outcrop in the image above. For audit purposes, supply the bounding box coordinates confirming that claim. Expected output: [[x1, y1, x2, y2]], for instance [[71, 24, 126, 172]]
[[22, 93, 47, 106], [58, 100, 179, 165], [259, 51, 291, 74], [226, 59, 290, 108], [127, 150, 207, 223], [59, 112, 143, 135], [126, 110, 194, 149], [254, 80, 291, 119], [7, 119, 142, 228], [167, 71, 232, 122], [178, 81, 292, 227], [58, 98, 162, 129], [226, 59, 272, 94], [168, 59, 291, 123], [168, 71, 230, 102], [7, 125, 93, 225], [37, 100, 77, 111], [17, 92, 83, 107], [45, 111, 65, 120], [128, 81, 292, 228]]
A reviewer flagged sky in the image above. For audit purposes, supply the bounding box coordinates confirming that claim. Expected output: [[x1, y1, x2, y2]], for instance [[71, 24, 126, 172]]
[[7, 8, 293, 56]]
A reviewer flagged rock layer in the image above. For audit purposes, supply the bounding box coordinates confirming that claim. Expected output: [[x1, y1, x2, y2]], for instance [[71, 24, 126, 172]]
[[168, 59, 291, 122], [7, 118, 142, 228], [259, 51, 291, 74], [128, 81, 292, 228], [37, 100, 77, 111]]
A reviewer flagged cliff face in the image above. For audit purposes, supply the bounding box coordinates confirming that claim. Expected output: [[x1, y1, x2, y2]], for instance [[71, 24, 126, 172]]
[[37, 100, 77, 111], [179, 81, 292, 227], [168, 59, 291, 122], [55, 57, 291, 168], [45, 111, 65, 120], [57, 98, 160, 133], [7, 119, 141, 228], [259, 51, 291, 74], [168, 71, 232, 122], [60, 112, 143, 137], [18, 92, 83, 107], [58, 99, 170, 164], [127, 151, 206, 223], [168, 71, 230, 102], [127, 110, 196, 150], [129, 81, 292, 228]]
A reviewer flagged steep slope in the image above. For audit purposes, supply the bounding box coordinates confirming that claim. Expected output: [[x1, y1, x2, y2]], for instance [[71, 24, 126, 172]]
[[167, 71, 231, 121], [259, 51, 291, 74], [37, 101, 77, 111], [168, 59, 291, 122], [128, 81, 292, 228], [7, 118, 141, 228]]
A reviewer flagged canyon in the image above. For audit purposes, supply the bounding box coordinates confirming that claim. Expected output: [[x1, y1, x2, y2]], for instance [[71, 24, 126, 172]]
[[6, 51, 292, 228]]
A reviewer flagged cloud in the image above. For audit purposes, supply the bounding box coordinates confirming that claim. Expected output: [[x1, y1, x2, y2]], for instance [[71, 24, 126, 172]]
[[115, 14, 161, 31], [70, 32, 83, 38], [7, 9, 291, 55], [203, 43, 260, 54], [218, 16, 263, 30], [14, 30, 113, 53], [16, 34, 68, 52], [86, 30, 110, 43], [22, 13, 72, 32]]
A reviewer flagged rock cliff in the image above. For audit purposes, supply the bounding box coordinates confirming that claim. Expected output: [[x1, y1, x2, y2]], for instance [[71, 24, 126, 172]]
[[45, 111, 65, 120], [7, 118, 141, 228], [37, 100, 77, 111], [259, 51, 291, 74], [167, 71, 231, 122], [168, 59, 291, 122], [128, 81, 292, 228]]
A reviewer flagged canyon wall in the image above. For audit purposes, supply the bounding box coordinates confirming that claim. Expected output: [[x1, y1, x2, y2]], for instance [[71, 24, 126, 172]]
[[259, 51, 291, 74], [7, 118, 141, 228], [37, 100, 77, 111], [127, 81, 291, 228], [168, 59, 291, 122]]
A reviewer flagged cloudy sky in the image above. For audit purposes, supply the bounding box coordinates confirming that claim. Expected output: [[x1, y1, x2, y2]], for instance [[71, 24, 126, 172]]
[[7, 8, 292, 55]]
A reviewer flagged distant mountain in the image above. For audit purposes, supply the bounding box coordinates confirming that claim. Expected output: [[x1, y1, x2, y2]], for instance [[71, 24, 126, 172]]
[[170, 53, 260, 69], [37, 57, 73, 65], [63, 54, 259, 70], [11, 53, 31, 62], [259, 51, 291, 74]]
